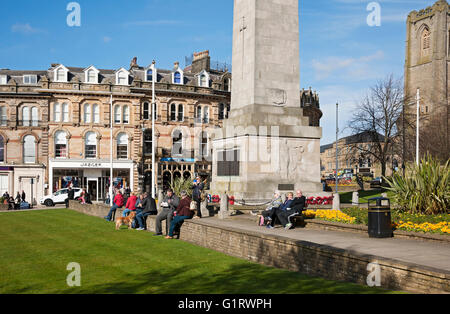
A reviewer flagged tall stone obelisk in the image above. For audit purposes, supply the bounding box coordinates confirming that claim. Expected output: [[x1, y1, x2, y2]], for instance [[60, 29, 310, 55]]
[[211, 0, 323, 201]]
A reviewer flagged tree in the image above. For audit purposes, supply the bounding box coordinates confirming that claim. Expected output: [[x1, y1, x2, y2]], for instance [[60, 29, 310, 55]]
[[347, 75, 406, 177]]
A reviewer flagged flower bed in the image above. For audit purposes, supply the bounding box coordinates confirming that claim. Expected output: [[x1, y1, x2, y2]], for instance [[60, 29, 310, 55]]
[[304, 208, 450, 235]]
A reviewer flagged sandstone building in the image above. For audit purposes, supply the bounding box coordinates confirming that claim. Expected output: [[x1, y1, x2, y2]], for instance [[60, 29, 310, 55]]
[[0, 50, 321, 204]]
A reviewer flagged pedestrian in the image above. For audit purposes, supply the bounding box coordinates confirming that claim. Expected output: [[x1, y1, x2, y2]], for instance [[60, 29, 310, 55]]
[[66, 186, 75, 208], [21, 190, 26, 203], [191, 176, 204, 219]]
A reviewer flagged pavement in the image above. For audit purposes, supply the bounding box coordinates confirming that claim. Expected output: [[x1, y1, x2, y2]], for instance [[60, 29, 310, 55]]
[[199, 214, 450, 273]]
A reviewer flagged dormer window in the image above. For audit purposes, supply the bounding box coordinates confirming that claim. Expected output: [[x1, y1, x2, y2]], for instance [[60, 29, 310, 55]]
[[23, 75, 37, 85], [54, 65, 69, 82], [115, 68, 129, 86], [84, 66, 99, 84], [174, 71, 182, 84], [147, 69, 153, 82], [198, 70, 210, 87], [0, 75, 8, 85]]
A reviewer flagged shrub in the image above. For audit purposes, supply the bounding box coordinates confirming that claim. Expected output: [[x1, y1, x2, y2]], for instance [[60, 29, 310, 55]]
[[384, 155, 449, 215], [169, 177, 193, 198]]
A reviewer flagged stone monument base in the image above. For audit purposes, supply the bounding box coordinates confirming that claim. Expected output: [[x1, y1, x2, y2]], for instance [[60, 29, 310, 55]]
[[211, 134, 325, 201]]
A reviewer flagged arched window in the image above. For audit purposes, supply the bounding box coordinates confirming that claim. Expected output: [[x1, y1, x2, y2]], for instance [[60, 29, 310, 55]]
[[55, 131, 67, 158], [56, 68, 66, 82], [31, 107, 38, 126], [203, 106, 209, 124], [172, 130, 183, 156], [0, 107, 7, 126], [22, 107, 30, 126], [93, 104, 100, 123], [174, 71, 181, 84], [200, 74, 207, 87], [144, 129, 152, 155], [84, 104, 91, 123], [114, 105, 122, 124], [87, 70, 96, 83], [0, 136, 4, 162], [170, 104, 177, 121], [123, 106, 130, 124], [117, 133, 128, 159], [177, 104, 184, 122], [147, 69, 153, 82], [422, 28, 431, 57], [85, 132, 97, 159], [23, 135, 36, 163]]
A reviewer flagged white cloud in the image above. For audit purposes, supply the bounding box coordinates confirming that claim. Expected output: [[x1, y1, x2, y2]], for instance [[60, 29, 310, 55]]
[[11, 23, 43, 35]]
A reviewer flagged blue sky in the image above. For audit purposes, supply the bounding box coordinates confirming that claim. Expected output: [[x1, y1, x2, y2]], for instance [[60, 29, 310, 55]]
[[0, 0, 436, 144]]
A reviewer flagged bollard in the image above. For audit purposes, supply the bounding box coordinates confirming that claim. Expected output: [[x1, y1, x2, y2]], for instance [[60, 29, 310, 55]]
[[157, 190, 164, 214], [218, 194, 230, 219], [352, 191, 359, 206], [200, 199, 209, 218], [332, 193, 341, 211]]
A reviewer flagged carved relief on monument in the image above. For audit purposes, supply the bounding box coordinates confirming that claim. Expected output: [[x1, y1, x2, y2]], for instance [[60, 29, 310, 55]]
[[268, 88, 287, 107]]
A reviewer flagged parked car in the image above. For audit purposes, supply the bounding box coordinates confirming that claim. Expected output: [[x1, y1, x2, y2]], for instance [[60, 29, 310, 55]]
[[40, 188, 82, 207]]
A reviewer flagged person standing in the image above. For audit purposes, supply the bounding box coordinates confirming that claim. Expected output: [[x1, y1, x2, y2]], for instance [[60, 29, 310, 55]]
[[154, 189, 180, 236], [191, 176, 204, 219], [66, 186, 75, 208], [21, 190, 26, 203]]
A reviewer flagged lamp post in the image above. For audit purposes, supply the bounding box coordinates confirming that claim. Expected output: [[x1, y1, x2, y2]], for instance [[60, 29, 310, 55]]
[[110, 94, 114, 206], [335, 102, 339, 194], [151, 60, 156, 199]]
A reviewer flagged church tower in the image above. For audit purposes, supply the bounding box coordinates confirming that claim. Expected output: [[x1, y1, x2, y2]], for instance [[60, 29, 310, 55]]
[[404, 0, 450, 159]]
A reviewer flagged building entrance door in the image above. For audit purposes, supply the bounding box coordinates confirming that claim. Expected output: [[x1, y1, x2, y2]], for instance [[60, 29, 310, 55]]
[[87, 179, 98, 202]]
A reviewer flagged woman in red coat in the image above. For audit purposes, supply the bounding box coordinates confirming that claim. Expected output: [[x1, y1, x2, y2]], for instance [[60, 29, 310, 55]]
[[122, 192, 137, 217]]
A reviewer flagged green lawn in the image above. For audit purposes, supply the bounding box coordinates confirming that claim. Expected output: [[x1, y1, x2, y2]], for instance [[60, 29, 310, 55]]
[[339, 189, 395, 204], [0, 209, 397, 294]]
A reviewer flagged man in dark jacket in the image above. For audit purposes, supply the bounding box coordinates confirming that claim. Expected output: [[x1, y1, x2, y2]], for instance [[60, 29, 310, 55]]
[[135, 193, 157, 230], [65, 187, 75, 208]]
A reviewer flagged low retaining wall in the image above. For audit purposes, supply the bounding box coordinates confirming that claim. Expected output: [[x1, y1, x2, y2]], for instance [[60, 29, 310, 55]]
[[69, 201, 449, 294]]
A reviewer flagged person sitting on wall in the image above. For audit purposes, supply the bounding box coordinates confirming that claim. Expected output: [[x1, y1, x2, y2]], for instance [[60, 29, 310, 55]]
[[104, 188, 124, 221], [277, 190, 306, 230], [258, 191, 283, 229], [122, 192, 138, 217], [135, 193, 157, 231], [271, 192, 295, 230], [154, 188, 180, 236], [165, 191, 193, 239]]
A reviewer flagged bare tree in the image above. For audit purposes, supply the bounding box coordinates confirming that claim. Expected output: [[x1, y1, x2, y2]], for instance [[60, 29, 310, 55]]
[[347, 75, 407, 177]]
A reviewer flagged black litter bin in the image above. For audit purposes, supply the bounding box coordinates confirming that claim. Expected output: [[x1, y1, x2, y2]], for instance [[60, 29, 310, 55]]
[[368, 197, 393, 238]]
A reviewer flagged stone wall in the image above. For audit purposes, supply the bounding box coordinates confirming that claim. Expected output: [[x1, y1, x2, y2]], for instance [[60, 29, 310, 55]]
[[69, 201, 449, 293]]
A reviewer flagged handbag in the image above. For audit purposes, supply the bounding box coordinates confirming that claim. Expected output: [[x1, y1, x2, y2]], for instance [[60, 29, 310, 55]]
[[190, 201, 197, 210]]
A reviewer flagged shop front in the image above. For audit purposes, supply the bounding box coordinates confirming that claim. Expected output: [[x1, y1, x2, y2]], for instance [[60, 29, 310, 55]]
[[49, 159, 135, 202]]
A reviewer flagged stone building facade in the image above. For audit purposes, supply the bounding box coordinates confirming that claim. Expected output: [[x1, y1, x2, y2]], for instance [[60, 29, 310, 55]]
[[404, 0, 450, 159], [0, 50, 321, 203]]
